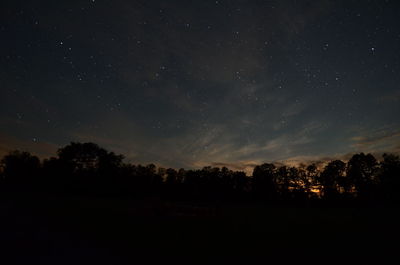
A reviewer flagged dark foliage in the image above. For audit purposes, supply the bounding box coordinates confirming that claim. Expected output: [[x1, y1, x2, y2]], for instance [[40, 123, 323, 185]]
[[1, 142, 399, 204]]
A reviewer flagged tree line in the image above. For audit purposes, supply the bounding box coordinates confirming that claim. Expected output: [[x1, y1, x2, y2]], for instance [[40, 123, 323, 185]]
[[1, 142, 399, 204]]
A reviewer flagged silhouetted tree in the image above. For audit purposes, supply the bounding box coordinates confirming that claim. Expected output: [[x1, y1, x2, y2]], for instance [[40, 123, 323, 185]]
[[57, 142, 123, 175], [320, 160, 346, 199], [177, 168, 185, 184], [346, 153, 378, 199], [290, 164, 312, 200], [252, 163, 276, 201], [305, 163, 320, 197], [1, 141, 399, 205], [232, 171, 249, 192], [275, 166, 290, 198], [1, 151, 40, 185], [165, 168, 178, 185], [54, 142, 124, 194], [379, 153, 400, 202]]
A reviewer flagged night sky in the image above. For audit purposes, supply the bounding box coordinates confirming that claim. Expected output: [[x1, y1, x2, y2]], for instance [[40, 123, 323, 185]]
[[1, 0, 400, 172]]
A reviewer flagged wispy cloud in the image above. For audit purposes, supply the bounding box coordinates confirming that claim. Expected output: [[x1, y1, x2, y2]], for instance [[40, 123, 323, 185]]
[[350, 130, 400, 153]]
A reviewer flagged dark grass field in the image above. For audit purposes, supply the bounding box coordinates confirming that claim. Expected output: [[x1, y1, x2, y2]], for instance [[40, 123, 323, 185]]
[[1, 193, 399, 265]]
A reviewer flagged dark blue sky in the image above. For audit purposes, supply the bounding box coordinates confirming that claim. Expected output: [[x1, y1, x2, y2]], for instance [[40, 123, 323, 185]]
[[1, 0, 399, 172]]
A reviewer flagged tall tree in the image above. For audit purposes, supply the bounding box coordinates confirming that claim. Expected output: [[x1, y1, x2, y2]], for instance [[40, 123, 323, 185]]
[[346, 153, 378, 198], [57, 142, 123, 175], [252, 163, 276, 200], [379, 153, 400, 202], [320, 160, 346, 199], [1, 151, 40, 181]]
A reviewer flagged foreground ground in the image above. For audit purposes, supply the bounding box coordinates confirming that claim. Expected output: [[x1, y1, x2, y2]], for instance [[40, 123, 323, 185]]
[[0, 193, 399, 264]]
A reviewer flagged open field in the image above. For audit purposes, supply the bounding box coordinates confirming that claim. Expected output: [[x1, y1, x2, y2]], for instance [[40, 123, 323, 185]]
[[1, 194, 399, 264]]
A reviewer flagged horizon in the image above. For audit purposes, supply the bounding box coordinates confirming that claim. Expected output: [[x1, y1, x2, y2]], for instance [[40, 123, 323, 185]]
[[1, 140, 397, 176]]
